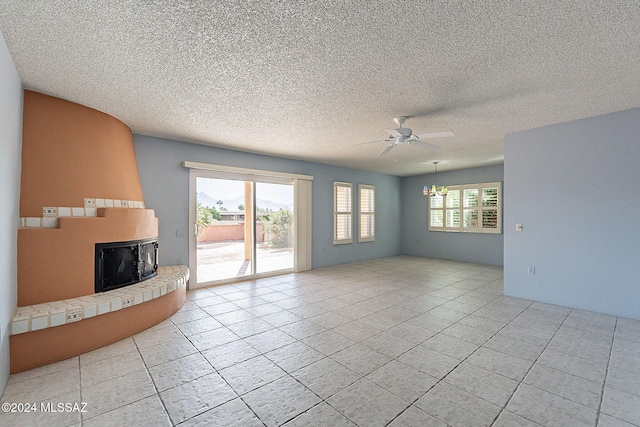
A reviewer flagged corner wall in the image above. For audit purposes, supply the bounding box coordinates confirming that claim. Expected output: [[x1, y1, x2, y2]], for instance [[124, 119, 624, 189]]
[[401, 164, 504, 266], [134, 135, 402, 270], [0, 30, 22, 395], [504, 108, 640, 319]]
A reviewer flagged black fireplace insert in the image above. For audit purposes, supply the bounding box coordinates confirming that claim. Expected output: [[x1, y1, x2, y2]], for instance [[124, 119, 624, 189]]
[[95, 237, 158, 293]]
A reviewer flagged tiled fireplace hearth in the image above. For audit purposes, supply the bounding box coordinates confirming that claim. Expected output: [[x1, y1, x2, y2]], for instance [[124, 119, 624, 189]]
[[11, 91, 187, 373], [11, 265, 188, 335]]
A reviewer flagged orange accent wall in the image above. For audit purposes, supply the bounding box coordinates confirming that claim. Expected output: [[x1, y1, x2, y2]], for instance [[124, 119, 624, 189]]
[[20, 90, 143, 217], [10, 286, 186, 374]]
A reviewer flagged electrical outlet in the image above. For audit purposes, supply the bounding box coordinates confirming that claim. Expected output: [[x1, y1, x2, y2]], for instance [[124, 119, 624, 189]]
[[67, 308, 83, 322], [177, 258, 183, 265], [176, 229, 186, 238], [528, 266, 535, 275]]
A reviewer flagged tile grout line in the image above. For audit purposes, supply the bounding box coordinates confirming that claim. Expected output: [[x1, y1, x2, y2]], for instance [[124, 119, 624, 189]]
[[132, 333, 170, 425], [594, 316, 618, 427], [77, 356, 84, 426]]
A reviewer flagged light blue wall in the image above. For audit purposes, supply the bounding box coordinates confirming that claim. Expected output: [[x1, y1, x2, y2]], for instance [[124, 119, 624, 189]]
[[134, 135, 402, 270], [401, 165, 504, 266], [0, 31, 22, 395], [504, 108, 640, 320]]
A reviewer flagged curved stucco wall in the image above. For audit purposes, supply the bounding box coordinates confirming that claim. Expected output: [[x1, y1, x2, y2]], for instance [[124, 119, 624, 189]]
[[20, 90, 144, 217]]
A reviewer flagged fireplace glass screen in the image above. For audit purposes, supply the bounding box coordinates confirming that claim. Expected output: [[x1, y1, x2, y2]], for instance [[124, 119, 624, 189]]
[[95, 238, 158, 293]]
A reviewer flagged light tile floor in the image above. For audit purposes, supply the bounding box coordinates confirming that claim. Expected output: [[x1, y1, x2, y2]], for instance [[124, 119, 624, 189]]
[[2, 256, 640, 427]]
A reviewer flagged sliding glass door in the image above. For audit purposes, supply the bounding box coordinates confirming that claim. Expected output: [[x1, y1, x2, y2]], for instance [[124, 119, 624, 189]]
[[255, 182, 294, 275], [192, 173, 295, 287], [195, 177, 253, 284]]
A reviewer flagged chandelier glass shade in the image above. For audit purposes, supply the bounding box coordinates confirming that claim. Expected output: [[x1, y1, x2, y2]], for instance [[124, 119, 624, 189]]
[[423, 162, 448, 197]]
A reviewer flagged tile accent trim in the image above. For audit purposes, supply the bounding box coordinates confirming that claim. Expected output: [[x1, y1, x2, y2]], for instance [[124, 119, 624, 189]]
[[19, 198, 146, 228], [10, 265, 189, 336]]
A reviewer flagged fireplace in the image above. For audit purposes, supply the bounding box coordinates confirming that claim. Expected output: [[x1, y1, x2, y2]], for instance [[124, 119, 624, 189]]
[[11, 92, 187, 374], [95, 237, 158, 293]]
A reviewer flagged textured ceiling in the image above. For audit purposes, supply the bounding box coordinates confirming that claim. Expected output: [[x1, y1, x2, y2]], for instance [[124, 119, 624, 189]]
[[1, 1, 639, 176]]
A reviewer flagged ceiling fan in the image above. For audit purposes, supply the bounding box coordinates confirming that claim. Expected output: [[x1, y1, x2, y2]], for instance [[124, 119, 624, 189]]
[[360, 116, 455, 157]]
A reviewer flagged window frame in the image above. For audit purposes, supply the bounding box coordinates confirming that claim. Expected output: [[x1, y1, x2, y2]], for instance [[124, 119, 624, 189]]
[[358, 184, 375, 243], [333, 181, 353, 244], [427, 181, 502, 234]]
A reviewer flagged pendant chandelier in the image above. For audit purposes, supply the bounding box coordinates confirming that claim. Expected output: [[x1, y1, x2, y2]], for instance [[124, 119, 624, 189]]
[[423, 162, 448, 197]]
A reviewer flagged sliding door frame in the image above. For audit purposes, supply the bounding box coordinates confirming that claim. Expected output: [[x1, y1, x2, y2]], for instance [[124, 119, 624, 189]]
[[184, 161, 313, 289]]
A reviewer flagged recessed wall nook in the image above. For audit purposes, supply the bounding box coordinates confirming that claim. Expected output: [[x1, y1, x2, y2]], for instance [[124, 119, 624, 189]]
[[10, 91, 188, 373]]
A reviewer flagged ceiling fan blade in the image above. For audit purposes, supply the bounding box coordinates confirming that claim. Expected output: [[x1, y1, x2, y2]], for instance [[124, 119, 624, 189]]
[[377, 143, 397, 157], [385, 129, 402, 138], [415, 130, 455, 139], [408, 140, 439, 150]]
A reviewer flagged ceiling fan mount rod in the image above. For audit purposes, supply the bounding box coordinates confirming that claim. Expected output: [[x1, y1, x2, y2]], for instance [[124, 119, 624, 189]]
[[393, 116, 408, 126]]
